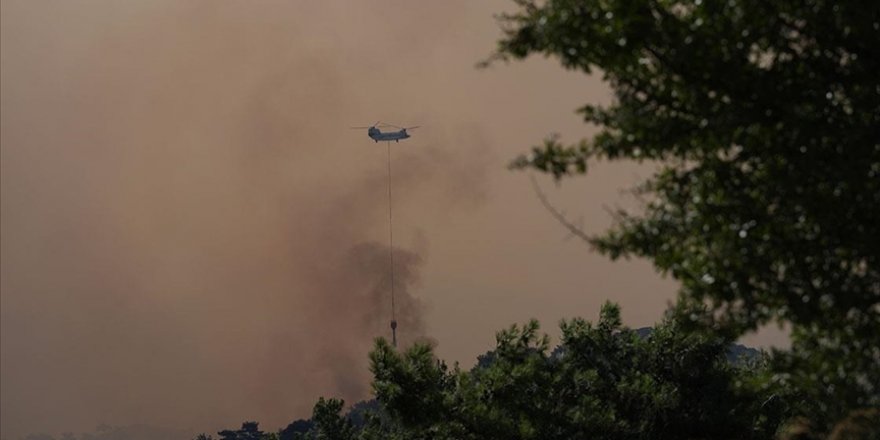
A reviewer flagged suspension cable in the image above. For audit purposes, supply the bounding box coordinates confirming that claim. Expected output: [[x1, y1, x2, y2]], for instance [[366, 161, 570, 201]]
[[387, 142, 398, 347]]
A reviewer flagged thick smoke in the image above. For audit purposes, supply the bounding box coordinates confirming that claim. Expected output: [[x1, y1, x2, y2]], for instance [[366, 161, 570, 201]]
[[1, 1, 487, 438]]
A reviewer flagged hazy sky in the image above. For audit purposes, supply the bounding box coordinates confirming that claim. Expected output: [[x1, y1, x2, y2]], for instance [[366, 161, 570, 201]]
[[1, 1, 786, 438]]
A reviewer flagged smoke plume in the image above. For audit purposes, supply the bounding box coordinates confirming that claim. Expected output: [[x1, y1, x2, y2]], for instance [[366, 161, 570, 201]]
[[1, 1, 488, 437]]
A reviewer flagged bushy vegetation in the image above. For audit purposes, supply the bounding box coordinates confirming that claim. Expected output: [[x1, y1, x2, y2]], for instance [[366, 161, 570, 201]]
[[208, 304, 782, 439], [368, 303, 787, 440], [488, 0, 879, 434]]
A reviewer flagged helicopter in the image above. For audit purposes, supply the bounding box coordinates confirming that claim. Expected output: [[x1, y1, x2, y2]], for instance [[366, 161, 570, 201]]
[[351, 122, 420, 143]]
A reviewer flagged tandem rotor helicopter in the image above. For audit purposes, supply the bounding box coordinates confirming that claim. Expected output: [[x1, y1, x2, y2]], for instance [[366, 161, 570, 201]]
[[350, 121, 420, 143], [349, 120, 421, 348]]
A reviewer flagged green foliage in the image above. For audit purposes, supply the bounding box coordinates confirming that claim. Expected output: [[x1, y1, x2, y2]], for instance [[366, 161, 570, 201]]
[[487, 0, 880, 431], [312, 398, 356, 440], [769, 321, 880, 427], [279, 420, 313, 440], [369, 302, 786, 439], [281, 398, 357, 440], [369, 338, 457, 432]]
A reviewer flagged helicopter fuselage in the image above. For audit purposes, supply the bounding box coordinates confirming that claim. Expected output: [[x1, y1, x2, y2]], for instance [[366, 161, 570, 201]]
[[368, 127, 411, 143]]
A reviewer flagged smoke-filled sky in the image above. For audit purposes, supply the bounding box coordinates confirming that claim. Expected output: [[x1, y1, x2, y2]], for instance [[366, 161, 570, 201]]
[[0, 1, 787, 438]]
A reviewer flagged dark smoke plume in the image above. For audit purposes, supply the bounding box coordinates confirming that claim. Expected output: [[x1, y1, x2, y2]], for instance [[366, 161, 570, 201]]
[[1, 1, 488, 438]]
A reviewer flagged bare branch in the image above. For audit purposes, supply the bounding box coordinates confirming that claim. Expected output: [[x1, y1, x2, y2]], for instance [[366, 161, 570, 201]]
[[529, 174, 591, 243]]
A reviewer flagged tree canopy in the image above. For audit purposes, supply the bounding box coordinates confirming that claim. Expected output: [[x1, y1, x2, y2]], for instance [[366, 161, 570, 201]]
[[487, 0, 879, 429], [368, 303, 785, 440], [265, 305, 784, 439]]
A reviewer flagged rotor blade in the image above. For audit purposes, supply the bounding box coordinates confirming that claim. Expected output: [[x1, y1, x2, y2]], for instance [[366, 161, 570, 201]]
[[380, 123, 421, 130], [351, 121, 384, 129], [350, 126, 372, 129]]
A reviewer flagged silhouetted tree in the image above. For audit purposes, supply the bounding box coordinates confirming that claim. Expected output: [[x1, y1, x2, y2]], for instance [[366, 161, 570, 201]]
[[311, 398, 356, 440], [370, 302, 786, 439], [487, 0, 880, 432], [279, 398, 363, 440], [279, 420, 313, 440], [218, 422, 265, 440]]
